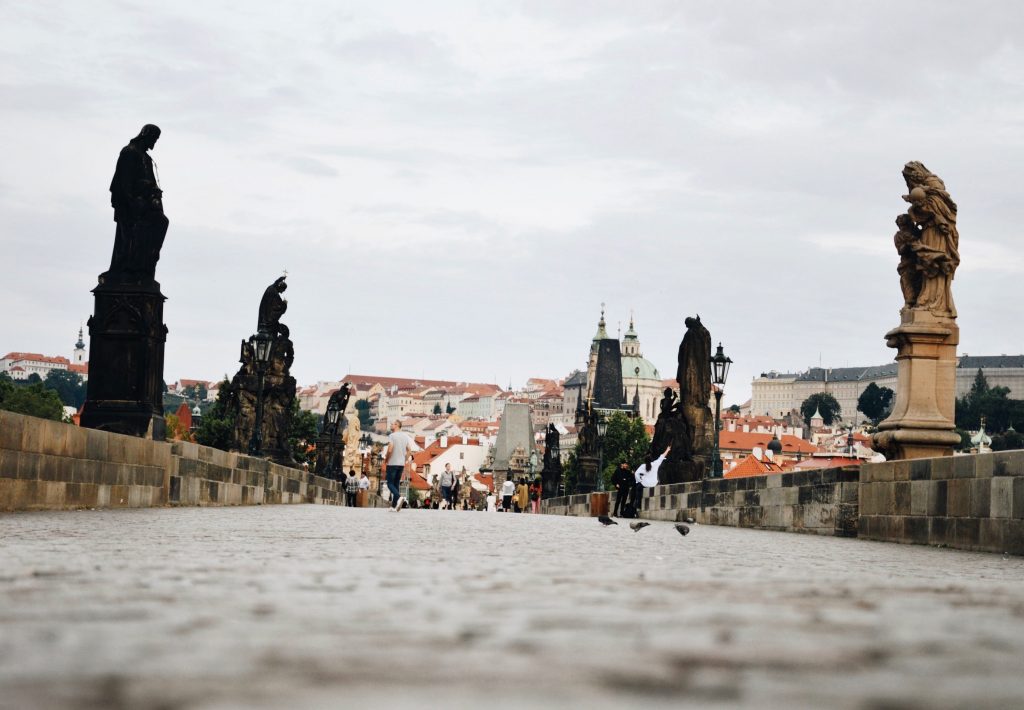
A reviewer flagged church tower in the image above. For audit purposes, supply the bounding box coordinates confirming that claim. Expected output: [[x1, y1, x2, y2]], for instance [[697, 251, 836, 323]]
[[586, 304, 608, 395], [73, 326, 86, 364]]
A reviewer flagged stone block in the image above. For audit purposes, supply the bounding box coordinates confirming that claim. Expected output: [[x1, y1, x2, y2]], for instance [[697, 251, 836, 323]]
[[812, 483, 837, 504], [96, 484, 110, 506], [929, 517, 952, 547], [863, 462, 893, 483], [16, 451, 41, 481], [970, 479, 991, 518], [1005, 519, 1024, 556], [954, 455, 977, 479], [910, 481, 929, 516], [929, 456, 953, 480], [38, 420, 70, 458], [65, 425, 88, 459], [946, 479, 971, 518], [992, 451, 1024, 477], [954, 517, 981, 548], [892, 481, 909, 514], [840, 481, 859, 505], [84, 429, 109, 462], [838, 467, 860, 483], [979, 519, 1005, 552], [0, 412, 26, 450], [976, 453, 994, 478], [991, 477, 1013, 518], [894, 461, 911, 481], [927, 479, 947, 517], [766, 474, 782, 488], [910, 458, 932, 481], [1014, 477, 1024, 520], [904, 516, 929, 544]]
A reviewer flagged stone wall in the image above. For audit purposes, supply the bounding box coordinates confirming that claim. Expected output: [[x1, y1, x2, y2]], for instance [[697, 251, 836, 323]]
[[859, 452, 1024, 554], [543, 466, 859, 537], [0, 410, 346, 511]]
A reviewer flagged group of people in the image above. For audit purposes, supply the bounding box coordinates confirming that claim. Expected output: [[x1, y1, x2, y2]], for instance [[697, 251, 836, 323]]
[[495, 476, 542, 513], [342, 469, 370, 507], [610, 455, 662, 518]]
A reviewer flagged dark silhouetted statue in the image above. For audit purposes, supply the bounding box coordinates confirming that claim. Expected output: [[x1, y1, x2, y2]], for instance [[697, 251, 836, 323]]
[[105, 124, 169, 284], [81, 124, 170, 440], [226, 275, 298, 465], [541, 423, 563, 499], [649, 315, 714, 482]]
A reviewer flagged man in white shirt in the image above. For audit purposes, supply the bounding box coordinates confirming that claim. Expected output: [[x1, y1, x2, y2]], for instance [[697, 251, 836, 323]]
[[381, 420, 413, 511], [500, 477, 516, 513]]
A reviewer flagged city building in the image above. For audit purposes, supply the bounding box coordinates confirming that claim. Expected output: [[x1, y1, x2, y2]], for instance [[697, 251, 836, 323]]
[[750, 355, 1024, 423]]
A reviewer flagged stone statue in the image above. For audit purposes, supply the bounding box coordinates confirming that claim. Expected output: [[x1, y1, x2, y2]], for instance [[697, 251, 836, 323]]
[[541, 423, 563, 499], [872, 162, 962, 460], [106, 124, 168, 283], [648, 315, 714, 482], [341, 412, 362, 474], [897, 161, 960, 318], [258, 276, 289, 338], [226, 276, 298, 465], [314, 384, 350, 476]]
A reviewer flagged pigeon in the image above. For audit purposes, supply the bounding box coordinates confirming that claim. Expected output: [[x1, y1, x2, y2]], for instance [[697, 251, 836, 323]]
[[630, 522, 650, 532], [674, 523, 691, 536], [597, 515, 618, 526]]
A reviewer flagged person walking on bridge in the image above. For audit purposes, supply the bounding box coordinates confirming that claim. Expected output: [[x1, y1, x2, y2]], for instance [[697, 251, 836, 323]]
[[382, 420, 413, 511]]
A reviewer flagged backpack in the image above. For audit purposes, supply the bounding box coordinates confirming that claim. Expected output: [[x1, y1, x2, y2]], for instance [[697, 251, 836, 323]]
[[621, 503, 638, 519]]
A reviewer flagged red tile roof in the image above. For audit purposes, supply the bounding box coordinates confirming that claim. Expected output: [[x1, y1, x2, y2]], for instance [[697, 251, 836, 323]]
[[3, 352, 71, 365], [719, 431, 817, 455], [724, 453, 785, 479], [68, 363, 88, 375], [791, 457, 861, 471]]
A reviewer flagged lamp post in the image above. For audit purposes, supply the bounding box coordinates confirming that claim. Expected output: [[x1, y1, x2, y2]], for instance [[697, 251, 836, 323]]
[[710, 342, 732, 478], [323, 395, 343, 479], [596, 411, 608, 491], [247, 329, 274, 456]]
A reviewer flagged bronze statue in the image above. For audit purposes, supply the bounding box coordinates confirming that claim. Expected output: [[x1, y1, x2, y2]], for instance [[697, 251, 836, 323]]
[[106, 124, 168, 283], [258, 276, 289, 338], [896, 161, 960, 318]]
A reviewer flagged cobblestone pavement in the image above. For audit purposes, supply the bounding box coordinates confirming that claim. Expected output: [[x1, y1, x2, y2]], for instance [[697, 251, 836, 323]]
[[2, 507, 1024, 710]]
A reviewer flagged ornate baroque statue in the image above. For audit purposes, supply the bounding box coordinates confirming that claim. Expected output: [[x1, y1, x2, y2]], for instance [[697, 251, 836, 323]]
[[894, 161, 960, 318], [258, 276, 289, 337], [106, 124, 169, 283]]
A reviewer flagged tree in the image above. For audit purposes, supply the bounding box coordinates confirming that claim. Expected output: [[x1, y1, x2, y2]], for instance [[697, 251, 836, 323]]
[[991, 429, 1024, 451], [800, 392, 841, 426], [44, 369, 88, 408], [857, 383, 894, 425], [599, 411, 651, 490], [193, 379, 234, 451], [955, 369, 1024, 433], [727, 404, 741, 414], [446, 402, 455, 414], [355, 399, 373, 430], [287, 399, 319, 464], [432, 402, 442, 415], [562, 448, 579, 495], [183, 383, 207, 401], [0, 380, 65, 421], [26, 373, 42, 384]]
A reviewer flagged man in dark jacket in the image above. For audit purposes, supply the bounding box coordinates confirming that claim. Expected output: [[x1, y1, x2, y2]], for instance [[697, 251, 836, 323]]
[[612, 461, 633, 517]]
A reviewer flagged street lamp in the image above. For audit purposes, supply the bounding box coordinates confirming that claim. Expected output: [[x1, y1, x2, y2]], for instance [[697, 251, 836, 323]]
[[596, 410, 608, 491], [709, 342, 732, 478], [323, 395, 343, 479], [247, 329, 274, 456]]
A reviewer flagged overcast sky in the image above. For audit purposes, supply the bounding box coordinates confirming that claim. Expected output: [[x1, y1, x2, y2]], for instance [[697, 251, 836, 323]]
[[3, 1, 1023, 405]]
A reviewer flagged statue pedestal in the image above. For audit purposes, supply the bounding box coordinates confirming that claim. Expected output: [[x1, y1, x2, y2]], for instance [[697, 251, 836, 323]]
[[314, 430, 344, 479], [872, 308, 960, 459], [577, 455, 600, 493], [80, 280, 167, 440], [659, 458, 706, 484], [541, 462, 563, 499]]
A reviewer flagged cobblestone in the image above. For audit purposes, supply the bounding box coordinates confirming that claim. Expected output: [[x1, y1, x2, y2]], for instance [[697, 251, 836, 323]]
[[2, 507, 1024, 709]]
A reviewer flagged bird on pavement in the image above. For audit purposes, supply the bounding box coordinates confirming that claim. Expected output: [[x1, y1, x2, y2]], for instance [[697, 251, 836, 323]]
[[629, 522, 650, 532], [675, 523, 690, 536], [597, 515, 618, 526], [684, 517, 695, 524]]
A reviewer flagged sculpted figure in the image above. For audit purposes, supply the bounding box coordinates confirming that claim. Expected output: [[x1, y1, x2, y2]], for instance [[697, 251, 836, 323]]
[[894, 213, 923, 307], [107, 124, 169, 282], [258, 276, 290, 338], [543, 423, 560, 469], [900, 161, 959, 317], [673, 315, 712, 460]]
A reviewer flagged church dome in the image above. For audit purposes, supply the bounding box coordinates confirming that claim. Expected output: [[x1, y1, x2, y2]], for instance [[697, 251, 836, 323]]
[[767, 435, 783, 454], [622, 355, 660, 381]]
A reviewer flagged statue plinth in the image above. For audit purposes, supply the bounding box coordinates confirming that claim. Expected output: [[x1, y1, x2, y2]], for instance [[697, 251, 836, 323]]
[[80, 280, 167, 440], [872, 308, 960, 459], [577, 455, 600, 494], [658, 458, 706, 484]]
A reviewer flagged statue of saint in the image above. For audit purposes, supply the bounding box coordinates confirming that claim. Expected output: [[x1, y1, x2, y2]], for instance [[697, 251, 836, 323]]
[[107, 124, 169, 283], [258, 276, 289, 337], [677, 316, 711, 410], [894, 213, 923, 307], [899, 161, 960, 318], [543, 423, 560, 469]]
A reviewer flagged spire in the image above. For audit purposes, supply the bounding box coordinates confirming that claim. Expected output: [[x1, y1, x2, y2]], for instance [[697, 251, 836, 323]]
[[592, 302, 608, 342], [633, 383, 640, 414], [624, 310, 638, 340], [75, 325, 85, 350]]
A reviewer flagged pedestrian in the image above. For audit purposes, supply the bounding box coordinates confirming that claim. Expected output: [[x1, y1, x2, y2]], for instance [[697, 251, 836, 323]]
[[529, 477, 542, 514], [358, 469, 370, 506], [344, 469, 359, 507], [500, 477, 515, 512], [439, 463, 455, 510], [381, 420, 412, 511], [451, 470, 461, 511], [633, 451, 665, 515], [515, 477, 529, 514], [486, 490, 497, 512], [612, 461, 633, 517]]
